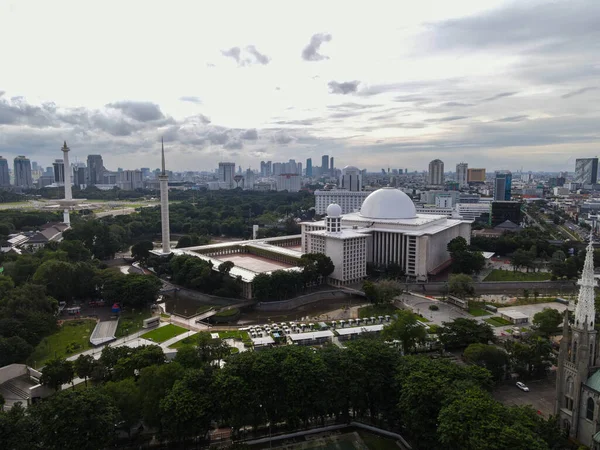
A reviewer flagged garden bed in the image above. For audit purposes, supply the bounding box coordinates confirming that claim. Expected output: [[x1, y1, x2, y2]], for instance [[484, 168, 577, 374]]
[[484, 316, 513, 327]]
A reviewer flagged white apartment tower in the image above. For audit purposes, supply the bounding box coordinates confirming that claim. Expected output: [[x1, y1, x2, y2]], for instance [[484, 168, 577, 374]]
[[456, 162, 468, 187], [218, 162, 236, 189], [340, 165, 362, 191], [428, 159, 444, 186]]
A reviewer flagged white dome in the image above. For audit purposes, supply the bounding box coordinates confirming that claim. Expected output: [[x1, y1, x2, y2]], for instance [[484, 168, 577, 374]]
[[343, 165, 360, 171], [326, 203, 342, 217], [359, 187, 417, 220]]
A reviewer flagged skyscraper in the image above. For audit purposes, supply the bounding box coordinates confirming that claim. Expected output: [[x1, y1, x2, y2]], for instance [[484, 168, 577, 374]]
[[467, 168, 486, 183], [456, 162, 468, 187], [340, 165, 362, 191], [87, 154, 104, 186], [14, 156, 33, 188], [218, 162, 236, 189], [306, 158, 312, 177], [428, 159, 444, 185], [322, 155, 329, 173], [330, 157, 334, 176], [53, 159, 65, 184], [575, 158, 599, 185], [494, 171, 512, 201], [0, 157, 10, 188]]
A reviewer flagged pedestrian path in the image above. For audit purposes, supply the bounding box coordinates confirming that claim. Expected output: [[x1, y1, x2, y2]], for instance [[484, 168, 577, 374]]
[[160, 330, 197, 349]]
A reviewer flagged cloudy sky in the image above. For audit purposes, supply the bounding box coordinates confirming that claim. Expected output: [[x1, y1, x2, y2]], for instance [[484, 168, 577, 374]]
[[0, 0, 598, 173]]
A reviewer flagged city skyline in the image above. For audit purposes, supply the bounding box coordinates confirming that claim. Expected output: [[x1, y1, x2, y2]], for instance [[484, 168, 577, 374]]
[[0, 0, 598, 171]]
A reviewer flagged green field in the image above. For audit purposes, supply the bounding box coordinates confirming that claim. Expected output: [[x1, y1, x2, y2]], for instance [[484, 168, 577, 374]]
[[483, 269, 552, 282], [141, 324, 187, 343], [358, 303, 399, 319], [469, 306, 492, 317], [115, 309, 153, 338], [484, 316, 513, 327], [169, 335, 196, 349], [28, 319, 96, 368]]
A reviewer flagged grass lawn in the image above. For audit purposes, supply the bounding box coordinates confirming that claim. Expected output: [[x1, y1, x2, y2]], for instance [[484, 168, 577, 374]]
[[469, 306, 492, 317], [219, 330, 251, 345], [484, 269, 552, 282], [417, 316, 430, 323], [27, 319, 96, 368], [141, 324, 187, 343], [168, 335, 196, 349], [358, 303, 399, 319], [115, 308, 153, 338], [484, 316, 513, 327]]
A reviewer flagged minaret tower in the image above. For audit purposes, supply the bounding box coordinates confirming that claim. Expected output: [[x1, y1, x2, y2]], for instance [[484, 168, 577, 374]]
[[556, 233, 598, 438], [158, 138, 171, 254]]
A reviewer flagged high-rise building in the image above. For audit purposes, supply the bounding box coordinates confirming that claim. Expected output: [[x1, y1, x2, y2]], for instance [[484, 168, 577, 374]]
[[456, 162, 468, 187], [14, 156, 33, 188], [73, 166, 86, 188], [87, 154, 105, 186], [428, 159, 444, 185], [322, 155, 329, 173], [494, 171, 513, 201], [575, 158, 599, 185], [306, 158, 312, 177], [117, 170, 143, 190], [467, 168, 486, 183], [260, 160, 272, 177], [340, 165, 362, 191], [276, 174, 301, 192], [218, 162, 236, 189], [330, 157, 334, 176], [0, 157, 10, 187], [140, 167, 151, 179], [53, 159, 65, 184]]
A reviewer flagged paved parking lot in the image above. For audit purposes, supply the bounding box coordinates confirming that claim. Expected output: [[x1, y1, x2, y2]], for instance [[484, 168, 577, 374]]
[[493, 378, 557, 417]]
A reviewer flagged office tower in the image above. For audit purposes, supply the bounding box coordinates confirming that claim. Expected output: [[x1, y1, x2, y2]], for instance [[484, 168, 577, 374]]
[[117, 170, 143, 190], [260, 160, 272, 177], [276, 174, 301, 192], [73, 166, 86, 187], [330, 157, 334, 175], [218, 162, 236, 188], [14, 156, 33, 188], [0, 157, 10, 187], [244, 169, 255, 190], [297, 162, 302, 176], [159, 139, 171, 254], [53, 159, 65, 184], [322, 155, 329, 172], [428, 159, 444, 185], [87, 154, 105, 186], [494, 170, 513, 201], [456, 162, 468, 187], [340, 165, 362, 191], [140, 167, 150, 179], [467, 168, 486, 183], [306, 158, 312, 177], [575, 158, 599, 185]]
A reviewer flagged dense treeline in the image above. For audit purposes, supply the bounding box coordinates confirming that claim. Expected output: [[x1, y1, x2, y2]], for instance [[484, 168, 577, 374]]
[[0, 210, 62, 239], [0, 333, 565, 450]]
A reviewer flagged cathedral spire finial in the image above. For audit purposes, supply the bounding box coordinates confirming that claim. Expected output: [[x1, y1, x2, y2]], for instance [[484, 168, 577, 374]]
[[161, 137, 166, 175], [574, 232, 597, 331]]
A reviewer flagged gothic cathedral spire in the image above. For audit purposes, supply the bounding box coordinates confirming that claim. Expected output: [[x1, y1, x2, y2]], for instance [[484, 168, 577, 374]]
[[575, 234, 597, 331]]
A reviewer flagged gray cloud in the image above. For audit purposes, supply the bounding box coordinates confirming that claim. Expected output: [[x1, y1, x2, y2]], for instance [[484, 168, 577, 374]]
[[426, 116, 469, 123], [327, 102, 381, 110], [106, 101, 165, 122], [274, 118, 317, 126], [272, 132, 293, 144], [440, 101, 474, 107], [207, 131, 229, 145], [224, 140, 243, 150], [496, 115, 529, 123], [328, 80, 360, 95], [481, 92, 518, 102], [245, 45, 270, 65], [241, 128, 258, 140], [0, 96, 51, 127], [179, 96, 202, 104], [302, 33, 332, 61], [221, 47, 242, 63], [562, 86, 598, 99]]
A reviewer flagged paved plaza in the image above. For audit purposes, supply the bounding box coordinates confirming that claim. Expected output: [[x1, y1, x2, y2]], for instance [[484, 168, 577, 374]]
[[218, 253, 294, 272], [493, 379, 557, 417]]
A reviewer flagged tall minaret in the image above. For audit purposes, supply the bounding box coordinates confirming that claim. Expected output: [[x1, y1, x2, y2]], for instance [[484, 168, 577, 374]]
[[159, 138, 171, 254]]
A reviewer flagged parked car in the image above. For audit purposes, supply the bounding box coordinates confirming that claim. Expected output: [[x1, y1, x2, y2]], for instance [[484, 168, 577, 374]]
[[516, 381, 530, 392]]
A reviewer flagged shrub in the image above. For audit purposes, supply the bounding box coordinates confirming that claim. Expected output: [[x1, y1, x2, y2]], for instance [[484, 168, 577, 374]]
[[429, 305, 439, 311]]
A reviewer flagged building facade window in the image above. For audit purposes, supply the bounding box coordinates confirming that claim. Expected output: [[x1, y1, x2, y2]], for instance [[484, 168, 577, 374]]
[[587, 397, 595, 421]]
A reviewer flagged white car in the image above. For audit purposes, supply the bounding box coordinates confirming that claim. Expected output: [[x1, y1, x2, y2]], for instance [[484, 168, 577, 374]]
[[516, 382, 530, 392]]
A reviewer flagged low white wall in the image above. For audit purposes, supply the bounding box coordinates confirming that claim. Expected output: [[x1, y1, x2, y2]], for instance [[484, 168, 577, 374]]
[[0, 364, 28, 384]]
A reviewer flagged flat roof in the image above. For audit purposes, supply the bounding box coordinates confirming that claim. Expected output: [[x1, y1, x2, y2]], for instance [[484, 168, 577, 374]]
[[251, 336, 275, 346], [336, 324, 384, 335], [218, 253, 294, 272], [307, 229, 368, 240], [500, 310, 529, 319], [288, 330, 334, 341]]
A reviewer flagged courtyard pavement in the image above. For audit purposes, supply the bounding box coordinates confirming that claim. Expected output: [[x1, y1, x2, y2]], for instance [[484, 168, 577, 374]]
[[493, 378, 557, 417]]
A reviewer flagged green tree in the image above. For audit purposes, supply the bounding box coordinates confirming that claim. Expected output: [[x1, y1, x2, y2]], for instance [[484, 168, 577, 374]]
[[58, 240, 92, 262], [532, 308, 562, 337], [32, 260, 75, 302], [438, 318, 495, 350], [448, 273, 475, 299], [130, 240, 153, 261], [463, 343, 508, 381], [40, 358, 75, 391], [35, 388, 117, 450], [0, 336, 33, 366], [74, 354, 96, 387], [102, 378, 141, 437], [382, 310, 427, 354]]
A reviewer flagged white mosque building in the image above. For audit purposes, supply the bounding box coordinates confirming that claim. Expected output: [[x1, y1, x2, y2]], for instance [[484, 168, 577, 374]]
[[175, 187, 471, 297]]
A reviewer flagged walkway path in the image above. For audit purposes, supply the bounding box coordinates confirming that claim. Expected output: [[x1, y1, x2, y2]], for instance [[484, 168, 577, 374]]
[[160, 330, 197, 349]]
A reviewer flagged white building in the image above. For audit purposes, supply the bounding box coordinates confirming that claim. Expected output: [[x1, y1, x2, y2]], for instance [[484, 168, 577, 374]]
[[435, 194, 453, 208], [244, 169, 255, 190], [303, 188, 471, 281], [428, 159, 444, 186], [456, 162, 468, 187], [218, 162, 236, 189], [314, 190, 370, 215], [340, 165, 362, 191], [416, 202, 490, 221], [276, 174, 301, 192]]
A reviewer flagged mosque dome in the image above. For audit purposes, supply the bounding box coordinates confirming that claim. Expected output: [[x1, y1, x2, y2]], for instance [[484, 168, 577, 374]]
[[343, 165, 360, 171], [359, 187, 417, 220], [326, 203, 342, 217]]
